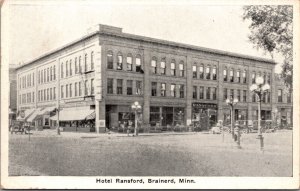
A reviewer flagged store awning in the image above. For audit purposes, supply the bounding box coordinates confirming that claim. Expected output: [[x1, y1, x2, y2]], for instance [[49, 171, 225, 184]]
[[27, 108, 43, 122], [16, 108, 35, 121], [50, 107, 95, 121], [38, 106, 56, 115]]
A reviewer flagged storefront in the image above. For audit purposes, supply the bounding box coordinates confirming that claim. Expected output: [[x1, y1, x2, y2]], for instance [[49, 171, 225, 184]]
[[149, 106, 185, 127], [192, 103, 217, 130]]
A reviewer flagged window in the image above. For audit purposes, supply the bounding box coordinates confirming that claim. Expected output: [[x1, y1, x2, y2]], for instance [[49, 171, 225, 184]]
[[136, 81, 142, 95], [44, 69, 46, 83], [66, 61, 69, 77], [199, 65, 204, 79], [50, 88, 52, 100], [47, 68, 49, 82], [193, 65, 197, 78], [50, 67, 53, 81], [287, 91, 291, 103], [69, 59, 72, 76], [117, 79, 123, 94], [79, 56, 82, 73], [179, 62, 184, 77], [243, 90, 247, 102], [193, 86, 197, 99], [84, 54, 88, 72], [66, 85, 69, 98], [212, 87, 217, 100], [53, 66, 56, 80], [91, 51, 94, 70], [161, 83, 166, 97], [43, 90, 46, 101], [79, 82, 82, 96], [53, 87, 56, 100], [47, 89, 49, 100], [170, 61, 176, 76], [252, 72, 256, 83], [32, 92, 35, 102], [38, 90, 40, 101], [85, 80, 88, 95], [75, 82, 78, 96], [206, 87, 211, 99], [151, 82, 157, 96], [33, 73, 35, 86], [107, 52, 113, 69], [223, 68, 227, 81], [224, 88, 228, 100], [229, 69, 234, 82], [212, 66, 217, 80], [230, 89, 234, 99], [237, 89, 241, 101], [206, 67, 211, 80], [38, 71, 40, 84], [237, 70, 240, 83], [75, 58, 78, 74], [179, 85, 184, 98], [242, 70, 246, 83], [267, 92, 271, 103], [61, 63, 64, 78], [107, 79, 113, 94], [91, 79, 94, 95], [151, 58, 157, 74], [127, 80, 133, 95], [160, 59, 166, 75], [278, 89, 283, 102], [61, 85, 64, 98], [70, 83, 72, 97], [127, 55, 132, 71], [136, 55, 142, 73], [117, 54, 123, 70], [170, 84, 176, 97], [199, 86, 204, 99]]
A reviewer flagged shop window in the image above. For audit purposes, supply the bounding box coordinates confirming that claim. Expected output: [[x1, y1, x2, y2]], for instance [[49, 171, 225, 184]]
[[236, 70, 240, 83], [223, 68, 227, 81], [229, 69, 234, 82], [136, 55, 142, 73], [179, 85, 184, 98], [171, 61, 176, 76], [212, 87, 217, 100], [150, 106, 160, 126], [161, 59, 166, 75], [117, 79, 123, 94], [91, 51, 94, 70], [161, 83, 166, 97], [127, 55, 132, 71], [136, 81, 143, 95], [117, 54, 123, 70], [174, 107, 185, 125], [171, 84, 176, 97], [151, 82, 157, 96], [151, 58, 157, 74], [91, 79, 94, 95], [179, 61, 184, 77], [212, 66, 217, 80], [199, 86, 204, 99], [206, 67, 211, 80], [206, 87, 211, 99], [127, 80, 133, 95], [193, 65, 197, 78], [199, 65, 204, 79], [278, 89, 282, 102], [193, 86, 197, 99]]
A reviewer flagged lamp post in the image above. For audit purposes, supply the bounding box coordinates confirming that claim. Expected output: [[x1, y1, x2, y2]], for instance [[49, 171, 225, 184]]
[[226, 96, 238, 139], [131, 101, 141, 136], [250, 76, 270, 150]]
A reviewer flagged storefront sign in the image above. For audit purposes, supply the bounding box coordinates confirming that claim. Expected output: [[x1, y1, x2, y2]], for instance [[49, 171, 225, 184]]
[[192, 103, 217, 109]]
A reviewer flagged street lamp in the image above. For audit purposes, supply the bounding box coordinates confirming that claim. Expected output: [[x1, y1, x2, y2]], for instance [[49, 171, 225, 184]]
[[250, 76, 270, 150], [226, 96, 238, 139], [131, 101, 141, 136]]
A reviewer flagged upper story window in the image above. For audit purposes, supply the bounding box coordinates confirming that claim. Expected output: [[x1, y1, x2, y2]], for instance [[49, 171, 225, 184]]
[[65, 85, 69, 98], [161, 83, 166, 97], [66, 61, 69, 77], [61, 63, 64, 78], [170, 84, 176, 97], [237, 89, 241, 101], [160, 59, 166, 75], [278, 89, 283, 102], [75, 57, 78, 74], [84, 54, 88, 72], [212, 66, 217, 80], [44, 69, 46, 83], [287, 91, 292, 103], [170, 60, 176, 76], [47, 68, 49, 82], [193, 86, 197, 99], [84, 80, 88, 95], [136, 81, 143, 95], [263, 72, 267, 84], [107, 78, 113, 94], [69, 59, 73, 76], [69, 83, 72, 97], [151, 58, 157, 74], [50, 67, 53, 81], [79, 56, 82, 73], [127, 80, 133, 95], [223, 68, 227, 81], [151, 82, 157, 96], [179, 84, 184, 98], [243, 90, 247, 102], [242, 70, 246, 83], [192, 65, 197, 78], [267, 74, 271, 84], [107, 51, 113, 69], [117, 79, 123, 94], [127, 54, 133, 71], [75, 82, 78, 96], [224, 88, 228, 100], [32, 73, 35, 86], [53, 66, 56, 80], [117, 53, 123, 70], [206, 87, 211, 99], [236, 70, 240, 83], [78, 82, 82, 96], [91, 79, 94, 95], [230, 89, 234, 99], [199, 65, 204, 79], [206, 66, 211, 80], [252, 72, 256, 84], [179, 61, 184, 77], [91, 51, 94, 70], [229, 69, 234, 82], [136, 55, 142, 73], [212, 87, 217, 100]]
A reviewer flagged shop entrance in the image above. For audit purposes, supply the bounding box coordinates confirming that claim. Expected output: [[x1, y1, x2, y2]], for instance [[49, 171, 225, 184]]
[[192, 103, 217, 131]]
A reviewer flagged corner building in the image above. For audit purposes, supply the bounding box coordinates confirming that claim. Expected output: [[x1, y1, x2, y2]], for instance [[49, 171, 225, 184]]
[[16, 24, 278, 132]]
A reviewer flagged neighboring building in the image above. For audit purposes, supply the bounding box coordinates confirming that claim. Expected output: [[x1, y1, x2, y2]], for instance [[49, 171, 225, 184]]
[[16, 24, 283, 132], [9, 67, 17, 112], [274, 74, 293, 127]]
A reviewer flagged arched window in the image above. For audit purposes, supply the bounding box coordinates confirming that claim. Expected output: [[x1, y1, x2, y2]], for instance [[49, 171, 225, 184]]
[[199, 64, 204, 79], [179, 61, 184, 77], [79, 56, 82, 73], [127, 54, 133, 71], [206, 66, 211, 80], [151, 57, 157, 74], [117, 53, 123, 70], [223, 68, 227, 81], [170, 60, 176, 76], [69, 59, 72, 76], [84, 53, 88, 72], [252, 72, 256, 84], [229, 69, 234, 82], [50, 66, 53, 81], [107, 51, 113, 69], [53, 65, 56, 80], [242, 70, 246, 83], [160, 58, 166, 75], [135, 54, 142, 73], [91, 51, 94, 70], [236, 70, 240, 83], [212, 66, 217, 80], [192, 64, 197, 78], [75, 57, 78, 74]]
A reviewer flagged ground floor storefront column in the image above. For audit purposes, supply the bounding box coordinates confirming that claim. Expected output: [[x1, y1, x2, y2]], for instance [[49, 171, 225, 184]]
[[96, 100, 106, 133]]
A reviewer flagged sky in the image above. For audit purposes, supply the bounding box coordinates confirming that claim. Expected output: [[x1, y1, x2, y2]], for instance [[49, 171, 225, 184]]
[[6, 0, 284, 72]]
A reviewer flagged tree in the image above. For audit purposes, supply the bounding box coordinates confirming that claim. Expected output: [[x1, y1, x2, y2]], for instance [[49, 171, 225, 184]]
[[242, 5, 293, 89]]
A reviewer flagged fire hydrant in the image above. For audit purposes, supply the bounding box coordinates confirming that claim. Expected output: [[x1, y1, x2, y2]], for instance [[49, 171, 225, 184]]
[[234, 122, 242, 149]]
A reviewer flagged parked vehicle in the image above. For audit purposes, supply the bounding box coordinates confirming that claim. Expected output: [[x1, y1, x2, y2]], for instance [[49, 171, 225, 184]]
[[10, 121, 25, 134]]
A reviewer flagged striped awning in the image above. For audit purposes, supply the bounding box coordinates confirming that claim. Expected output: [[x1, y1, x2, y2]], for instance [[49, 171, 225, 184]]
[[50, 107, 95, 121], [16, 109, 35, 121], [27, 108, 43, 122]]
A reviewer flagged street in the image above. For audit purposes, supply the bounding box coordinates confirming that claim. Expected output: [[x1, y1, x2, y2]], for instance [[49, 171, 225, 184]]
[[9, 130, 292, 176]]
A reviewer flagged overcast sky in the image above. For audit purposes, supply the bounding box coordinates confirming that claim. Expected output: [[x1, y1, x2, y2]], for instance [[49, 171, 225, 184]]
[[7, 0, 284, 72]]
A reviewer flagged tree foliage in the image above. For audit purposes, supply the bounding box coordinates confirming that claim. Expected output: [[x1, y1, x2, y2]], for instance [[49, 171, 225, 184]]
[[242, 5, 293, 89]]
